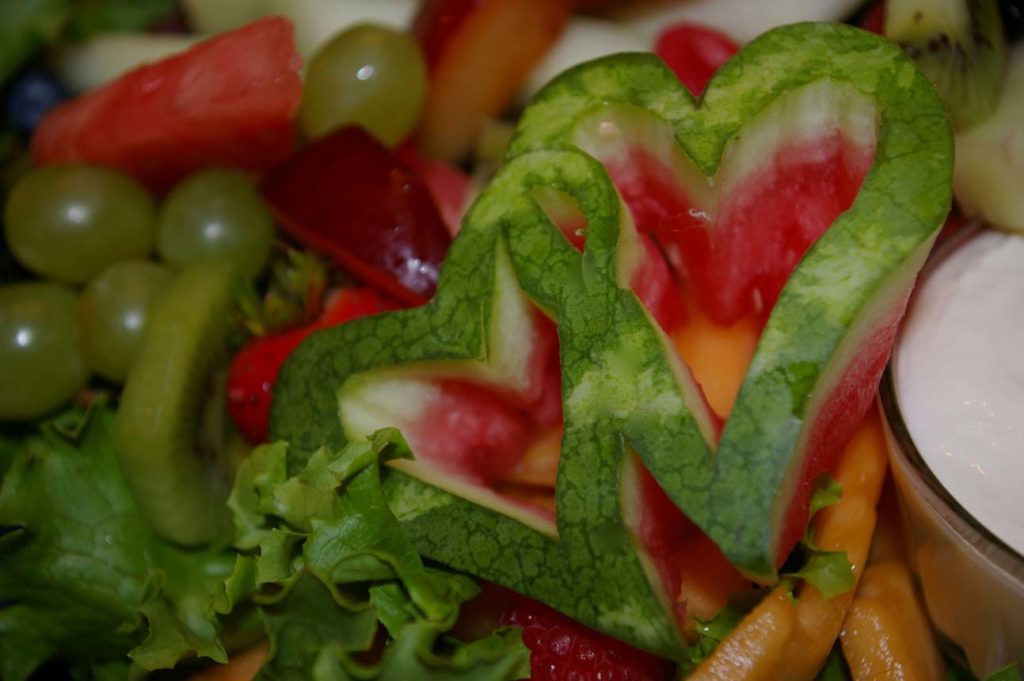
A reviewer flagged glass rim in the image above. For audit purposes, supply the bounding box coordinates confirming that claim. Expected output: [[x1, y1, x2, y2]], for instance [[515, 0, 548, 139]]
[[881, 222, 1024, 582]]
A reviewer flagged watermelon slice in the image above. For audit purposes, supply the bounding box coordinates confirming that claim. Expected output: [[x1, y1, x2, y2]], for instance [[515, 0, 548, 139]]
[[32, 17, 302, 192], [271, 23, 953, 657]]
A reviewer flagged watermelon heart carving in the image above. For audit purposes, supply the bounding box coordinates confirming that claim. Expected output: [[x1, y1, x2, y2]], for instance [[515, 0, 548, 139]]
[[271, 23, 952, 659]]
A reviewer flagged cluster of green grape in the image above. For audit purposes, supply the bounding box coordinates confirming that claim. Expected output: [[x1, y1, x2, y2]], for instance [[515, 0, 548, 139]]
[[1, 164, 275, 421]]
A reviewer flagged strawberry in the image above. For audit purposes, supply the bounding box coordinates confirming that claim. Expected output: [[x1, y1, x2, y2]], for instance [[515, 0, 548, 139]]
[[227, 287, 394, 444], [500, 599, 674, 681]]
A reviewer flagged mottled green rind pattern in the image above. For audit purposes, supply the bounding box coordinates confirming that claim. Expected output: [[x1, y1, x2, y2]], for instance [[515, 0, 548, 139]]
[[271, 22, 952, 654], [510, 21, 953, 576]]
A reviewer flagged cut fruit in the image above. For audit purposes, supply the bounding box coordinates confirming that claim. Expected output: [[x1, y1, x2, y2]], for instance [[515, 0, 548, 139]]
[[183, 0, 418, 60], [500, 597, 674, 681], [32, 17, 302, 192], [412, 0, 568, 160], [54, 33, 199, 94], [839, 561, 945, 681], [227, 287, 393, 445], [689, 409, 889, 680], [262, 127, 452, 303], [654, 23, 740, 96], [606, 0, 862, 43], [884, 0, 1006, 127], [115, 262, 238, 546], [272, 24, 953, 654], [558, 80, 877, 325], [396, 142, 473, 236], [954, 41, 1024, 233]]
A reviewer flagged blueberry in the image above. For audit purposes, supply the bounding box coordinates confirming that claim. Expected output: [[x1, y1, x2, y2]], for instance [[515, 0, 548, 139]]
[[5, 68, 67, 134]]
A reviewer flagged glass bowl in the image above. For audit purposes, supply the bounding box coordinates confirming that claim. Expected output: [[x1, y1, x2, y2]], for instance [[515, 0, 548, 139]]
[[880, 228, 1024, 677]]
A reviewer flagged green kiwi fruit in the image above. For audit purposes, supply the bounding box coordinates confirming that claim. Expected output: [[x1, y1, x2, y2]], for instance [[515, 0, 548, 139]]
[[115, 262, 237, 546], [885, 0, 1006, 127]]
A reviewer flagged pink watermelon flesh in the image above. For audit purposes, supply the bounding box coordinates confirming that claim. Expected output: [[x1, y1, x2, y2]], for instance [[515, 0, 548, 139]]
[[408, 380, 533, 482], [347, 120, 884, 582], [540, 190, 686, 334], [32, 17, 302, 192], [774, 287, 912, 564], [605, 133, 873, 325]]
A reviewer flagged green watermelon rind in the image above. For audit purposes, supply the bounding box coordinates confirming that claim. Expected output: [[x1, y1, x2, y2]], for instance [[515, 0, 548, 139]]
[[270, 22, 953, 655], [509, 22, 952, 577]]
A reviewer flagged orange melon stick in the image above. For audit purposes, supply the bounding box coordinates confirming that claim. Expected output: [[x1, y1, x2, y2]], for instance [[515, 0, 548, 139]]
[[840, 561, 945, 680], [688, 408, 889, 680]]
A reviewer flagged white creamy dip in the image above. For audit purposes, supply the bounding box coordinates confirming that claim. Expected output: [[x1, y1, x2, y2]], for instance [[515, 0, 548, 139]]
[[895, 228, 1024, 556]]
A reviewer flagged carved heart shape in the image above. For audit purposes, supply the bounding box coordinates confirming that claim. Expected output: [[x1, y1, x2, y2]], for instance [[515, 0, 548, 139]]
[[271, 23, 952, 659]]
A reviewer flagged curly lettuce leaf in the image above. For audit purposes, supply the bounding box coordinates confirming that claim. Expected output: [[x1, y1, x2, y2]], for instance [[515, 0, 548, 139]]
[[0, 405, 232, 680], [224, 431, 530, 680]]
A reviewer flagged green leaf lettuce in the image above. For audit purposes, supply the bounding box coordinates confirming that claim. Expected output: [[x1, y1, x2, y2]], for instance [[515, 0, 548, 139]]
[[0, 404, 232, 680], [222, 430, 530, 680]]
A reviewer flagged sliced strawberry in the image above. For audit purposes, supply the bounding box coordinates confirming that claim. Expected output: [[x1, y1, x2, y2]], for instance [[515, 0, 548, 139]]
[[654, 23, 740, 97], [500, 598, 674, 681], [227, 287, 394, 444]]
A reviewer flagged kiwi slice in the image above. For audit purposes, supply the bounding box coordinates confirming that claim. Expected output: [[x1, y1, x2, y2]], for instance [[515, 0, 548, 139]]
[[885, 0, 1007, 127], [115, 262, 237, 546]]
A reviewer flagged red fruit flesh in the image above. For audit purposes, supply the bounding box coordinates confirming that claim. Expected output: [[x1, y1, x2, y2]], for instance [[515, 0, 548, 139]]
[[631, 234, 685, 334], [413, 0, 484, 70], [628, 459, 749, 630], [654, 23, 740, 96], [227, 327, 308, 445], [605, 134, 872, 324], [774, 291, 909, 566], [227, 287, 393, 444], [32, 17, 301, 192], [397, 142, 472, 236], [860, 2, 886, 34], [408, 380, 533, 481], [540, 191, 684, 333], [412, 0, 568, 160], [262, 127, 452, 304], [500, 598, 674, 681]]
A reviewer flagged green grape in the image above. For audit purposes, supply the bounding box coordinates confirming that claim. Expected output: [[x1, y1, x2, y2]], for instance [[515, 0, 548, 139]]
[[156, 168, 274, 280], [4, 164, 156, 284], [0, 282, 88, 420], [300, 23, 428, 146], [77, 260, 173, 383]]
